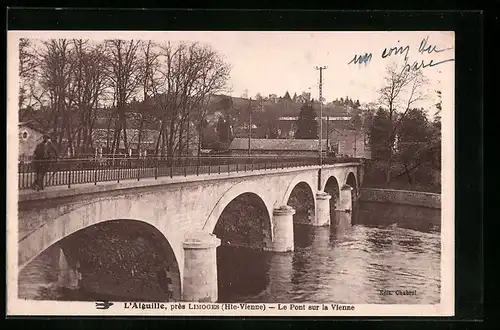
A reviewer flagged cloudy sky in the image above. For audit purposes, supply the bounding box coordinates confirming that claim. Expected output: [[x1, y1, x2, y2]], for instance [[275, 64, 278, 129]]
[[10, 30, 455, 113]]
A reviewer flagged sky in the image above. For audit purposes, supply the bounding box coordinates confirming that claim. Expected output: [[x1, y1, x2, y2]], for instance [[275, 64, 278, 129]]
[[10, 30, 455, 114], [155, 31, 455, 111]]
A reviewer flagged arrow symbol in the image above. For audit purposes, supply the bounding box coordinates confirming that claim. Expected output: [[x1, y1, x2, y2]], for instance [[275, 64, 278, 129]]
[[95, 301, 114, 310]]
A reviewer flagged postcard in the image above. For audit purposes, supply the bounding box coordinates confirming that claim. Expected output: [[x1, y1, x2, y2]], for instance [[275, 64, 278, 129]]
[[7, 30, 454, 316]]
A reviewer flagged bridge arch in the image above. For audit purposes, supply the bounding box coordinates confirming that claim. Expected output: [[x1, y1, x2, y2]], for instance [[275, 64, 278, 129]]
[[324, 175, 341, 208], [281, 171, 317, 207], [18, 197, 184, 288], [203, 181, 273, 235], [212, 192, 273, 250], [285, 181, 317, 225], [345, 172, 358, 197]]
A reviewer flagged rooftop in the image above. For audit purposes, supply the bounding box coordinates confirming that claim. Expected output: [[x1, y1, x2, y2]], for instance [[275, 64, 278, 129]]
[[19, 121, 47, 134], [229, 138, 328, 151]]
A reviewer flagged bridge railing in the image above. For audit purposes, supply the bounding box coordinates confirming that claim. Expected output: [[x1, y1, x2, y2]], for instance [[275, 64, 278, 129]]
[[18, 155, 360, 190]]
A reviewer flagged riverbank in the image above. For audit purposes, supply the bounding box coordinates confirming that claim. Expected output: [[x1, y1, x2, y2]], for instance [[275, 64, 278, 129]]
[[359, 188, 441, 209], [362, 160, 441, 194], [356, 188, 441, 233]]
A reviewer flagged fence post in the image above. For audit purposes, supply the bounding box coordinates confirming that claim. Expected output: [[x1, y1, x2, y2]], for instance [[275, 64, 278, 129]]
[[94, 162, 98, 185], [155, 158, 158, 179], [170, 158, 174, 178], [68, 161, 72, 188]]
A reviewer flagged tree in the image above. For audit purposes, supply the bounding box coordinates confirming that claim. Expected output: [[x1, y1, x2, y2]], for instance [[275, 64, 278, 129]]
[[18, 38, 39, 110], [295, 103, 318, 139], [216, 116, 232, 143], [70, 39, 109, 153], [19, 38, 230, 158], [283, 91, 291, 101], [105, 39, 142, 155], [37, 39, 78, 151], [268, 94, 278, 103], [397, 108, 430, 165], [368, 108, 392, 159], [434, 89, 442, 123], [292, 92, 297, 102], [136, 40, 160, 156], [254, 107, 280, 139], [350, 108, 363, 131], [377, 62, 428, 184], [150, 41, 231, 157]]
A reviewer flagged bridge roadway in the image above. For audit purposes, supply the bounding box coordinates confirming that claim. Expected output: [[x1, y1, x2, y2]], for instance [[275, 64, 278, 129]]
[[16, 161, 363, 302]]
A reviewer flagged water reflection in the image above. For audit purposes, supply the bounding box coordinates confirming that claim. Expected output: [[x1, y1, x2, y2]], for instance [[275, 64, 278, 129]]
[[330, 211, 352, 240], [217, 246, 270, 302]]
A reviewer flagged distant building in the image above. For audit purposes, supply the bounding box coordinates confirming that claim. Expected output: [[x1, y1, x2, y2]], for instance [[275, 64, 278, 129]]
[[228, 138, 329, 157], [277, 115, 353, 140], [90, 128, 160, 156], [328, 129, 371, 159], [18, 122, 48, 162]]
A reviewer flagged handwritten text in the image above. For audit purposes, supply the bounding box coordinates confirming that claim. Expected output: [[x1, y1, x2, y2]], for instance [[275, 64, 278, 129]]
[[347, 36, 454, 72]]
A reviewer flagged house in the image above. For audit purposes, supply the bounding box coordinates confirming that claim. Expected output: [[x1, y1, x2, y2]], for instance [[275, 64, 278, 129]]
[[18, 122, 48, 162], [328, 128, 371, 159], [228, 138, 329, 157]]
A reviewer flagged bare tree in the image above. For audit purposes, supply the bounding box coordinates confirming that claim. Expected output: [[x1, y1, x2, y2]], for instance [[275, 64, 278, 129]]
[[136, 40, 160, 156], [377, 62, 429, 184], [37, 39, 77, 153], [150, 41, 230, 158], [18, 38, 39, 110], [20, 38, 230, 160], [69, 39, 109, 153], [105, 39, 142, 155]]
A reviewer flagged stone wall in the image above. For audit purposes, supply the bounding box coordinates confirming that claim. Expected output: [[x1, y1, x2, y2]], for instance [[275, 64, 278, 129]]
[[359, 188, 441, 209]]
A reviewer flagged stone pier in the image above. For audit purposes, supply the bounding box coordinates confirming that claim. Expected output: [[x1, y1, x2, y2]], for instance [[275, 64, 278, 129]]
[[182, 231, 221, 302], [313, 191, 332, 226], [271, 205, 296, 252], [340, 185, 353, 212]]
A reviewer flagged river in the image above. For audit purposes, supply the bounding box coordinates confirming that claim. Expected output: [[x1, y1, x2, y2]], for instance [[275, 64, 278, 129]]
[[18, 201, 441, 305]]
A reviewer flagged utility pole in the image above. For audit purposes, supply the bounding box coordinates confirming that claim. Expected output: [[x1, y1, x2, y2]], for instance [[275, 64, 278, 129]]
[[326, 115, 330, 156], [248, 97, 252, 156], [315, 65, 327, 190], [354, 130, 357, 158]]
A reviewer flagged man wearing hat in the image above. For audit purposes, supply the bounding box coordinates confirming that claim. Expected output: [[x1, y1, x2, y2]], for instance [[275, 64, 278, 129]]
[[32, 134, 58, 191]]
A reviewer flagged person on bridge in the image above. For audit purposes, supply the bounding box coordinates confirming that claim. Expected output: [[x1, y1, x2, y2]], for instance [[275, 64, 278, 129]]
[[32, 135, 58, 191]]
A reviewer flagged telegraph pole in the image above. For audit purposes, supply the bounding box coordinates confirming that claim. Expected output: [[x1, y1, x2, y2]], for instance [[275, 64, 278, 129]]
[[315, 65, 327, 190], [248, 97, 252, 156]]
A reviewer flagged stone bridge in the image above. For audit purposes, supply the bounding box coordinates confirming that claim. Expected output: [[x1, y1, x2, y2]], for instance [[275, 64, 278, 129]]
[[17, 162, 362, 302]]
